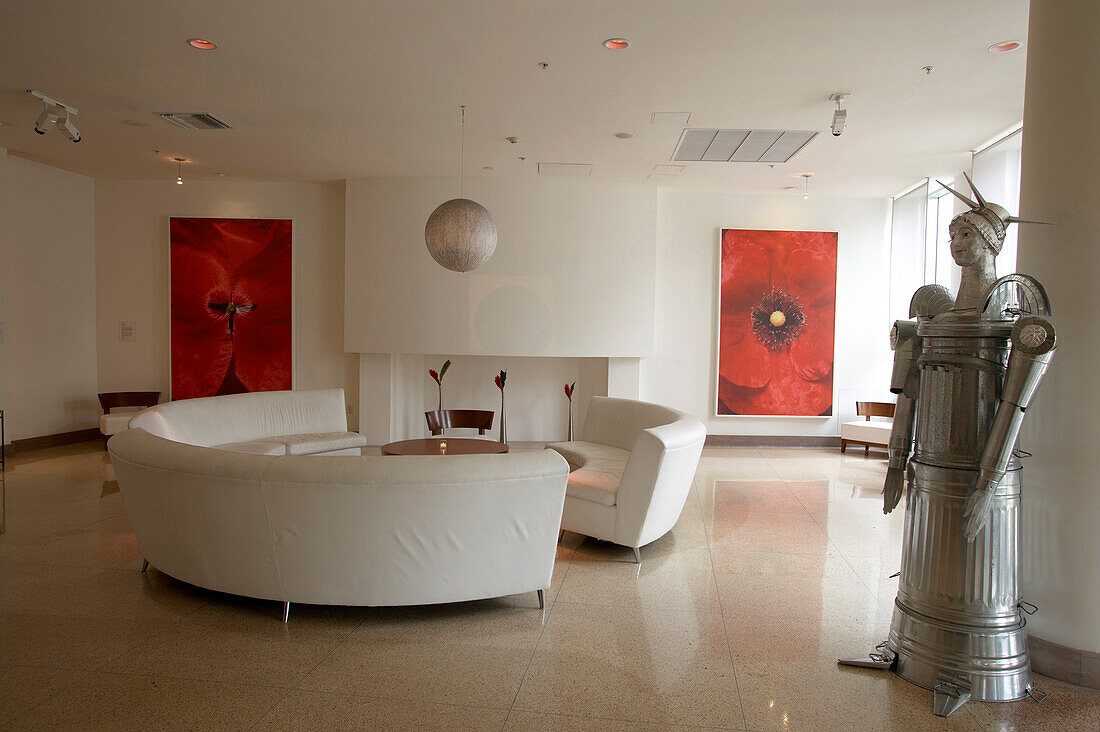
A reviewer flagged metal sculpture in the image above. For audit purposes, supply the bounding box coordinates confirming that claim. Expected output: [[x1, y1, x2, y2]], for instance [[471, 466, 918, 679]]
[[840, 174, 1056, 717]]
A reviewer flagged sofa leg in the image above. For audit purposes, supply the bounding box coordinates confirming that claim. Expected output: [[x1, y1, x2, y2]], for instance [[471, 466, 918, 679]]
[[840, 440, 847, 453], [632, 547, 641, 564], [558, 530, 564, 542], [282, 601, 290, 623], [140, 558, 148, 573], [537, 589, 545, 610], [865, 445, 870, 456]]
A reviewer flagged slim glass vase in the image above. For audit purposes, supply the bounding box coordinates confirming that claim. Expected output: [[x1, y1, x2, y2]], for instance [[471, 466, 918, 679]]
[[499, 394, 507, 443], [567, 406, 573, 441]]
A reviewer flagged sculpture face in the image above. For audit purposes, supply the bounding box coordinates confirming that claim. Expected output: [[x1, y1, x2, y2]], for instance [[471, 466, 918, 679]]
[[949, 221, 988, 266]]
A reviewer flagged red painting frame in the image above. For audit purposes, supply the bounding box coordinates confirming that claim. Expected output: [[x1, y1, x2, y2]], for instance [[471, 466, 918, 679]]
[[717, 228, 837, 416], [170, 217, 292, 400]]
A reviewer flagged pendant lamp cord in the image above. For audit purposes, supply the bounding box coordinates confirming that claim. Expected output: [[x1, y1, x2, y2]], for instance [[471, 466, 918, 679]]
[[460, 105, 466, 197]]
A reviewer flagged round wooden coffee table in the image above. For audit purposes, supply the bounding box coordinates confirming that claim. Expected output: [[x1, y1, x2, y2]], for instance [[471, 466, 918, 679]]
[[380, 437, 509, 456]]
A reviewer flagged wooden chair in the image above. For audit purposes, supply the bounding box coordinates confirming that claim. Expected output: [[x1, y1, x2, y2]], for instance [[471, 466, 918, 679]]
[[99, 391, 161, 448], [840, 401, 896, 455], [424, 409, 494, 436]]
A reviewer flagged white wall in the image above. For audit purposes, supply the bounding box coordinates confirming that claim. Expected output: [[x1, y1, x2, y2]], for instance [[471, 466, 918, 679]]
[[345, 178, 656, 357], [643, 189, 893, 436], [1017, 0, 1100, 655], [94, 179, 358, 428], [1, 152, 99, 441]]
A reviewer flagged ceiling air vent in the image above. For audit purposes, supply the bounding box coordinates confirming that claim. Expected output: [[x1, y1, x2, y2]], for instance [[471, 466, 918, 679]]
[[672, 129, 817, 163], [538, 162, 594, 177], [159, 113, 232, 130]]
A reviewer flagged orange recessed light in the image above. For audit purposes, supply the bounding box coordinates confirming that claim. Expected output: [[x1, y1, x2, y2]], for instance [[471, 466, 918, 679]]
[[603, 38, 629, 50], [989, 40, 1019, 53], [188, 38, 217, 50]]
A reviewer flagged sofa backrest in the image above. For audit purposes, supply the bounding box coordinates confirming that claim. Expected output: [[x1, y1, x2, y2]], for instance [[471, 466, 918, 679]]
[[129, 388, 348, 446], [581, 396, 684, 451]]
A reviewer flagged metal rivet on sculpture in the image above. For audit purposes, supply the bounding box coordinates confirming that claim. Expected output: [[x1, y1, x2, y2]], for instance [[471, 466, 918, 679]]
[[424, 198, 498, 272], [840, 173, 1056, 718]]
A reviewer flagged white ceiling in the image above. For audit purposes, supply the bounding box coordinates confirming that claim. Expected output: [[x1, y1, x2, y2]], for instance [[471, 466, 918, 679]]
[[0, 0, 1029, 198]]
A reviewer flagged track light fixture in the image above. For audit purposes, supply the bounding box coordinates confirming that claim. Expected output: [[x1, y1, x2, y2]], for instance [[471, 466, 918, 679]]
[[28, 89, 80, 142], [828, 92, 850, 137]]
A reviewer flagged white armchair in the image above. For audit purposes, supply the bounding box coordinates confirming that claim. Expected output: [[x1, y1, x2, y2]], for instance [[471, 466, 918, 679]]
[[547, 397, 706, 562]]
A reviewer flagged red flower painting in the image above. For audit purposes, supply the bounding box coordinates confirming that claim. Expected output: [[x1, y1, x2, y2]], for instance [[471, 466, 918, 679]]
[[717, 229, 837, 416], [171, 218, 292, 400]]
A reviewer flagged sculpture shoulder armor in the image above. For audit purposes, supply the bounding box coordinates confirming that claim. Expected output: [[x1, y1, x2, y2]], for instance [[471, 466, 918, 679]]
[[910, 285, 955, 318], [983, 274, 1052, 319]]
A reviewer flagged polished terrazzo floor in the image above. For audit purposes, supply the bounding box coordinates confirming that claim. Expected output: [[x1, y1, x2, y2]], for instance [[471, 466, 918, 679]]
[[0, 441, 1097, 730]]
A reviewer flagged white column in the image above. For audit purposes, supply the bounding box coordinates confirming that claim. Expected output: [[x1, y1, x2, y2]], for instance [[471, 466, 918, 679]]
[[606, 357, 641, 399], [1017, 0, 1100, 659]]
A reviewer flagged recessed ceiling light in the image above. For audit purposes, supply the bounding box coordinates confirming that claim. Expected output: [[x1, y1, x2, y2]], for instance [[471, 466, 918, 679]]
[[188, 38, 217, 50], [784, 186, 797, 192], [603, 38, 629, 50], [613, 132, 635, 139], [482, 166, 495, 171], [989, 40, 1019, 53], [122, 119, 148, 127]]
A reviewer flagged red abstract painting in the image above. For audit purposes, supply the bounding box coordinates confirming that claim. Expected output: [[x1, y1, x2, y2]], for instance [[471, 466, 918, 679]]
[[717, 229, 837, 416], [170, 218, 292, 400]]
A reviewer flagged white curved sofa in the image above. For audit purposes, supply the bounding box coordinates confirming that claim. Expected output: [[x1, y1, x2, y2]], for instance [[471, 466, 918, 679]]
[[128, 388, 366, 456], [108, 428, 569, 619], [547, 397, 706, 562]]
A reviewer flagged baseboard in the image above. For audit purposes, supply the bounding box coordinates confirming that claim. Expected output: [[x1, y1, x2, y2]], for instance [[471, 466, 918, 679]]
[[706, 434, 842, 447], [1029, 634, 1100, 689], [11, 428, 101, 453]]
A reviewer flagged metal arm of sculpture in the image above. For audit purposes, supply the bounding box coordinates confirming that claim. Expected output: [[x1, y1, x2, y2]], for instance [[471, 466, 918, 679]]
[[884, 320, 918, 513], [884, 285, 954, 514], [963, 316, 1057, 540]]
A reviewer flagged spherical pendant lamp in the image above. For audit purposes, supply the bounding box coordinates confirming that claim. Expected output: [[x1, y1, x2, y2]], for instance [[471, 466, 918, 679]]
[[424, 105, 497, 273], [425, 198, 497, 272]]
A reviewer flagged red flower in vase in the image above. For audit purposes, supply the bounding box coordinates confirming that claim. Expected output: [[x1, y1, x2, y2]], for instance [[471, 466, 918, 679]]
[[429, 369, 440, 384], [564, 382, 575, 401], [494, 370, 507, 391], [171, 218, 292, 400], [717, 229, 836, 416]]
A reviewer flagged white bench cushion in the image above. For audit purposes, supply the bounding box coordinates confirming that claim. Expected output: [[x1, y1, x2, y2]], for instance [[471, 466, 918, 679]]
[[216, 432, 367, 456], [840, 420, 892, 445], [546, 440, 629, 507], [276, 431, 367, 455], [217, 440, 287, 456]]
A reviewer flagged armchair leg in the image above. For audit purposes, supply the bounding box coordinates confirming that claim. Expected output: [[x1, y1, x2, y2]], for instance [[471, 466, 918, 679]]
[[558, 530, 564, 542], [632, 547, 641, 564], [282, 601, 290, 623], [140, 558, 148, 573], [537, 589, 545, 609]]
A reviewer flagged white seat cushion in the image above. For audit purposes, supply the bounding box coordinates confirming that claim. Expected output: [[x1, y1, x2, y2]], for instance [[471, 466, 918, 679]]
[[547, 441, 630, 507], [100, 412, 135, 436], [215, 440, 288, 456], [841, 420, 892, 445], [275, 432, 368, 455]]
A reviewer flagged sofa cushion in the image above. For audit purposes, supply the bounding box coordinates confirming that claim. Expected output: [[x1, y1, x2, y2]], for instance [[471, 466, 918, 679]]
[[546, 440, 630, 507], [216, 440, 288, 456], [546, 441, 629, 471], [276, 432, 367, 455], [100, 411, 139, 436], [840, 420, 892, 445]]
